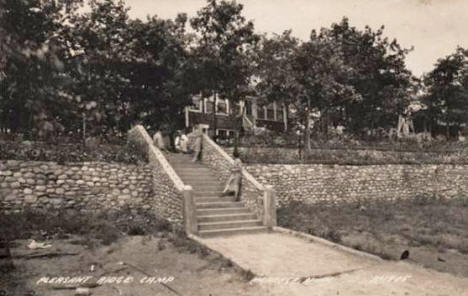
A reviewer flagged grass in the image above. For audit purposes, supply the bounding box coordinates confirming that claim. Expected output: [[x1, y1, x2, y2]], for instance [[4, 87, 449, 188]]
[[0, 209, 260, 296], [0, 206, 173, 248], [278, 194, 468, 263], [0, 207, 252, 283]]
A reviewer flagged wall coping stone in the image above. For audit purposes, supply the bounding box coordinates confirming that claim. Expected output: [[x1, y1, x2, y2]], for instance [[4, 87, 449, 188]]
[[130, 125, 185, 192], [203, 134, 265, 191]]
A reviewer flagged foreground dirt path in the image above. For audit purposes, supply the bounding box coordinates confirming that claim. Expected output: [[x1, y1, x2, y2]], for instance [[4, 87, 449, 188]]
[[199, 232, 468, 296], [5, 235, 264, 296], [4, 232, 468, 295]]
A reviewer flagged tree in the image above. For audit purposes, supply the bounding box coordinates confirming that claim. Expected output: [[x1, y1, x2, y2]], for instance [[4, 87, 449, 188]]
[[290, 30, 360, 152], [323, 18, 416, 135], [190, 0, 259, 138], [63, 0, 194, 138], [255, 30, 299, 110], [255, 29, 359, 153], [0, 0, 81, 138], [423, 47, 468, 138]]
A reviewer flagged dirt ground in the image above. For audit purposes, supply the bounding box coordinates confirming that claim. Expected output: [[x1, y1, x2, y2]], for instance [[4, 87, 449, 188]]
[[2, 233, 468, 296], [1, 235, 267, 296]]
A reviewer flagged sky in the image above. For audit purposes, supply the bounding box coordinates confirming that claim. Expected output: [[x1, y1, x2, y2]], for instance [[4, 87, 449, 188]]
[[123, 0, 468, 77]]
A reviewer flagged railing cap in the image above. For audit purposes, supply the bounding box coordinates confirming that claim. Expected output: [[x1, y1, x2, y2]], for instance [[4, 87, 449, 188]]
[[203, 134, 265, 191]]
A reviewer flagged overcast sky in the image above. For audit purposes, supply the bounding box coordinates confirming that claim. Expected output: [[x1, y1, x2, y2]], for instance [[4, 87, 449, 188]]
[[123, 0, 468, 77]]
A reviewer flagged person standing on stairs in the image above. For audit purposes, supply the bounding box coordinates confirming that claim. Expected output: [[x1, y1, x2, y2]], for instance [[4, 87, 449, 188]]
[[175, 130, 189, 153], [191, 125, 203, 162], [153, 129, 166, 151], [221, 151, 243, 200]]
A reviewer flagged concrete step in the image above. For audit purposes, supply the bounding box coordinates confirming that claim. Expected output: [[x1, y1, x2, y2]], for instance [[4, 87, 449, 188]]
[[190, 186, 225, 192], [195, 196, 237, 203], [181, 182, 222, 187], [174, 169, 216, 179], [198, 226, 268, 238], [198, 213, 257, 223], [185, 186, 223, 191], [175, 170, 218, 180], [172, 166, 213, 170], [177, 175, 219, 181], [173, 166, 215, 176], [198, 220, 263, 231], [196, 201, 244, 209], [169, 160, 204, 164], [170, 163, 209, 167], [193, 191, 225, 196], [181, 181, 222, 186], [196, 207, 251, 216], [193, 192, 227, 198]]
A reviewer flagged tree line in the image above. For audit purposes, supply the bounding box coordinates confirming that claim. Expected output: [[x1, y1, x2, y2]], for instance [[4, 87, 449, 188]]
[[1, 0, 468, 144]]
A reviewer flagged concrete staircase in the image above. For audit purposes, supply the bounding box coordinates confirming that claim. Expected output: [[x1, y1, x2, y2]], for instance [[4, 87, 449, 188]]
[[165, 153, 267, 237]]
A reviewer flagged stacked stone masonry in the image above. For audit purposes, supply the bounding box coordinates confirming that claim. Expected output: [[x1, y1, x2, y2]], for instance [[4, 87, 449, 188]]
[[128, 126, 184, 223], [246, 164, 468, 205], [0, 160, 154, 211], [147, 153, 184, 223]]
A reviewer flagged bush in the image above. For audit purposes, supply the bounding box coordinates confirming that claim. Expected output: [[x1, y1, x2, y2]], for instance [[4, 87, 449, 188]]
[[236, 145, 468, 165], [0, 139, 147, 164]]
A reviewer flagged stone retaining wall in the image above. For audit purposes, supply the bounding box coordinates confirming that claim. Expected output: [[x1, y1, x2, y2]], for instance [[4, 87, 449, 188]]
[[128, 125, 184, 223], [246, 164, 468, 205], [0, 160, 153, 211]]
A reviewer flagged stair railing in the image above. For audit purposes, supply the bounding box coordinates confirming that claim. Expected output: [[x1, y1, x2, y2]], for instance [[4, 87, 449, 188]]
[[128, 125, 197, 234], [202, 134, 277, 228], [242, 113, 255, 130]]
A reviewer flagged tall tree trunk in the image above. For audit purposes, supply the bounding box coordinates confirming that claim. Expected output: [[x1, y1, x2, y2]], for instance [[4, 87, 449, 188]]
[[445, 114, 450, 139], [304, 98, 311, 155], [323, 108, 329, 140], [212, 92, 218, 140], [304, 113, 311, 155], [82, 113, 86, 146]]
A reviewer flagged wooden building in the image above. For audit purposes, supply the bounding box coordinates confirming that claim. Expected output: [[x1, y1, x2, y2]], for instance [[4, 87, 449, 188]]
[[184, 95, 289, 139]]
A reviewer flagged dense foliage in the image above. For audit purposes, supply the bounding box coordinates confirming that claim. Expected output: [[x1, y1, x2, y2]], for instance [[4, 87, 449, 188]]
[[0, 0, 193, 140], [1, 0, 466, 144], [422, 47, 468, 137]]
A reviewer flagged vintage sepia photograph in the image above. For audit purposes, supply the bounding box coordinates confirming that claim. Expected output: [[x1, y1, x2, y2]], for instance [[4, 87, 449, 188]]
[[1, 0, 468, 295]]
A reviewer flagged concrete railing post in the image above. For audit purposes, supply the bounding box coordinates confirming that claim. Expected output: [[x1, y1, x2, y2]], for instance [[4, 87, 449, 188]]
[[183, 185, 197, 235], [263, 185, 277, 228]]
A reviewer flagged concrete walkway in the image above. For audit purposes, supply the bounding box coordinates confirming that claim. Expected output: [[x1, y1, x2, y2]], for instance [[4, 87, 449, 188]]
[[194, 231, 468, 296]]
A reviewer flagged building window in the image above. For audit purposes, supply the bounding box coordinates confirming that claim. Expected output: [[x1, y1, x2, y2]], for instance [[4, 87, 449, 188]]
[[230, 102, 241, 116], [267, 104, 275, 120], [217, 99, 228, 114], [206, 99, 215, 113], [218, 129, 227, 138], [190, 96, 203, 112], [257, 107, 265, 120], [216, 129, 236, 139], [277, 105, 284, 122], [245, 101, 252, 115]]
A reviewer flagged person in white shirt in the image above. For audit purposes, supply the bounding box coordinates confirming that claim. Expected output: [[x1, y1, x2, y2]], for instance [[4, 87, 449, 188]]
[[152, 130, 166, 151], [175, 130, 189, 153], [221, 151, 242, 200], [191, 125, 203, 162]]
